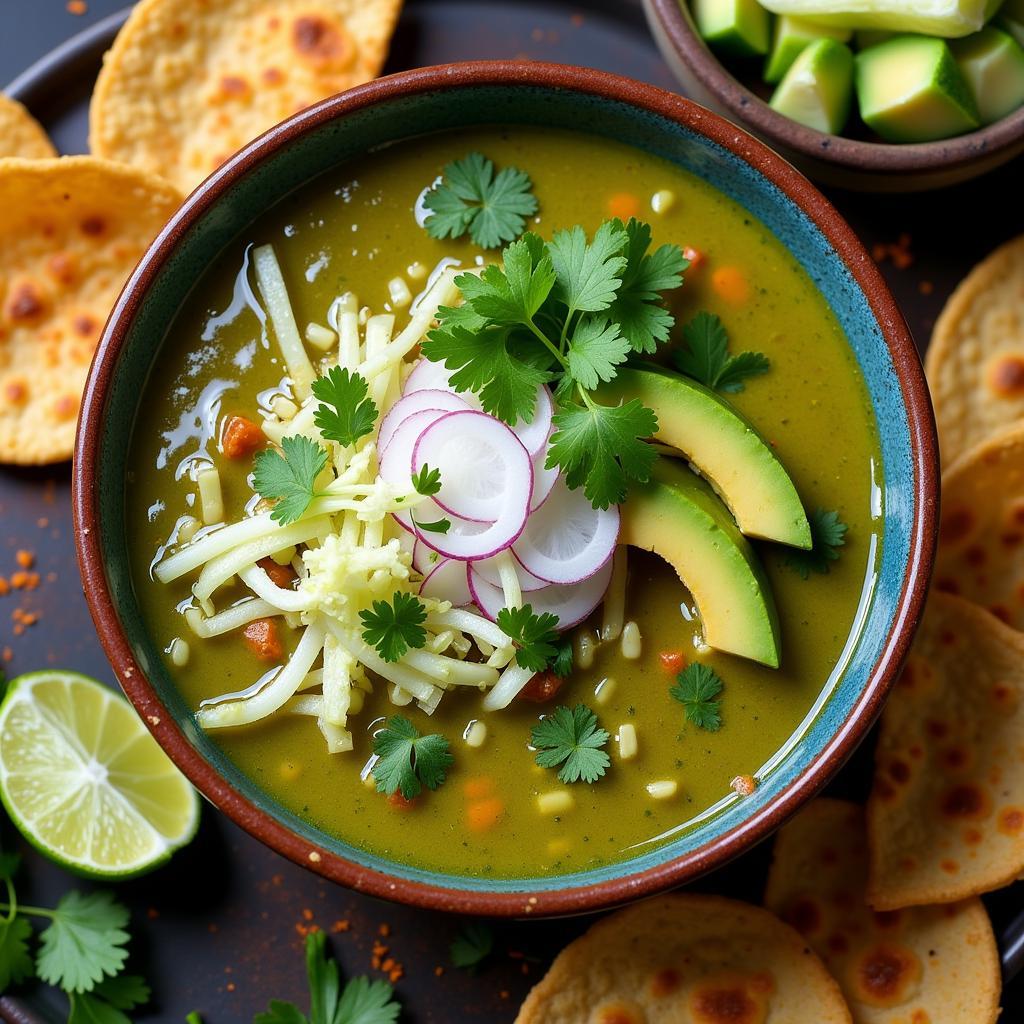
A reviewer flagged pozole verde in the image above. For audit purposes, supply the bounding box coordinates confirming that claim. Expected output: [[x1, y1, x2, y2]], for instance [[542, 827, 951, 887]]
[[128, 127, 881, 878]]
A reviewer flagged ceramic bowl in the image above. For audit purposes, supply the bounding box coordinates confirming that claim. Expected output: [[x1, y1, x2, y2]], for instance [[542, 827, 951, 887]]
[[74, 61, 937, 916], [644, 0, 1024, 192]]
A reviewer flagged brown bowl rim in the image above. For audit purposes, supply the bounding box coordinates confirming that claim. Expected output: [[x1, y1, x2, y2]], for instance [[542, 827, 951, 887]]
[[646, 0, 1024, 177], [73, 60, 938, 918]]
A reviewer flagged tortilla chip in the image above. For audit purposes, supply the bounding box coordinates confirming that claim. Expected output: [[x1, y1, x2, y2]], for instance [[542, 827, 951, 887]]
[[0, 157, 180, 464], [515, 893, 851, 1024], [867, 590, 1024, 909], [0, 95, 57, 159], [933, 422, 1024, 629], [89, 0, 404, 194], [766, 798, 1000, 1024], [925, 234, 1024, 467]]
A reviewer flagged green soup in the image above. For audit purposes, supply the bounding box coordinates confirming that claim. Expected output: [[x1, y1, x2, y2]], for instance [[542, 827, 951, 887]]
[[127, 127, 881, 878]]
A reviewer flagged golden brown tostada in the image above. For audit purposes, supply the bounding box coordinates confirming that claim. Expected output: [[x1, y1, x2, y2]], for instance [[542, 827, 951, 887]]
[[868, 591, 1024, 910], [515, 893, 851, 1024], [89, 0, 404, 195], [0, 94, 57, 159], [926, 234, 1024, 467], [766, 797, 1000, 1024], [0, 157, 180, 464]]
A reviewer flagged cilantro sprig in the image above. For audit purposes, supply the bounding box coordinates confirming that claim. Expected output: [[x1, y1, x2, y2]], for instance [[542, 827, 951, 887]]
[[531, 704, 611, 784], [784, 508, 848, 579], [673, 312, 770, 394], [496, 604, 561, 672], [422, 219, 687, 508], [312, 367, 377, 448], [670, 663, 724, 732], [450, 922, 494, 973], [256, 930, 400, 1024], [422, 152, 538, 249], [409, 464, 450, 535], [359, 592, 427, 663], [254, 434, 328, 525], [372, 716, 454, 800]]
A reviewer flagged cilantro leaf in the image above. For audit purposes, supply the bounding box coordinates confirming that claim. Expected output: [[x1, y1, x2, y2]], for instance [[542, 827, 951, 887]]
[[335, 976, 401, 1024], [422, 152, 538, 250], [312, 368, 377, 448], [372, 715, 454, 799], [458, 234, 556, 324], [412, 517, 451, 535], [550, 635, 574, 678], [670, 663, 724, 731], [673, 312, 770, 393], [531, 704, 611, 784], [784, 509, 848, 579], [548, 221, 628, 313], [411, 464, 442, 497], [565, 316, 630, 391], [36, 890, 130, 993], [359, 592, 427, 663], [450, 922, 494, 972], [90, 974, 150, 1010], [548, 399, 658, 509], [496, 605, 561, 672], [253, 434, 328, 525], [67, 975, 151, 1024], [0, 916, 34, 993]]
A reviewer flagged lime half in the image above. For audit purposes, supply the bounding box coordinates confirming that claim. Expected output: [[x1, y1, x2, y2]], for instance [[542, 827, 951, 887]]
[[0, 671, 199, 878]]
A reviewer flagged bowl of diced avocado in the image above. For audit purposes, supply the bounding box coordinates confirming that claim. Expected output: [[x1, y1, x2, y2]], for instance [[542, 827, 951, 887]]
[[644, 0, 1024, 189]]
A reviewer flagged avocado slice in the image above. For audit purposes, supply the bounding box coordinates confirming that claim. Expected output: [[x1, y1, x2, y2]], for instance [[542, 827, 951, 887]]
[[622, 459, 781, 667], [765, 16, 853, 83], [770, 38, 855, 132], [757, 0, 989, 38], [693, 0, 773, 57], [599, 367, 810, 549], [951, 26, 1024, 122], [855, 36, 980, 141]]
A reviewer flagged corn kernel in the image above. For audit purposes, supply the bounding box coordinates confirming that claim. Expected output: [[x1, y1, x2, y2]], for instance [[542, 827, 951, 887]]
[[388, 276, 413, 309], [305, 322, 336, 350], [464, 720, 487, 748], [594, 676, 616, 705], [575, 628, 600, 670], [646, 779, 677, 800], [177, 515, 200, 544], [536, 789, 575, 815], [271, 395, 298, 421], [196, 465, 223, 525], [617, 723, 638, 760], [406, 261, 427, 281], [651, 189, 676, 214], [621, 621, 642, 660], [168, 637, 190, 667]]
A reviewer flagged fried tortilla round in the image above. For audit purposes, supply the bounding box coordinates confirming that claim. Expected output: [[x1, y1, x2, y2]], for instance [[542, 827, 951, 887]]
[[0, 157, 180, 464], [515, 893, 851, 1024], [0, 95, 56, 159], [926, 234, 1024, 467], [868, 591, 1024, 909], [89, 0, 403, 195], [934, 422, 1024, 629], [766, 798, 1000, 1024]]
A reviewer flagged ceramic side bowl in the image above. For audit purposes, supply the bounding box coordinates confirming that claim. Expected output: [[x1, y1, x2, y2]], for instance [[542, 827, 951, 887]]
[[644, 0, 1024, 192], [74, 61, 937, 917]]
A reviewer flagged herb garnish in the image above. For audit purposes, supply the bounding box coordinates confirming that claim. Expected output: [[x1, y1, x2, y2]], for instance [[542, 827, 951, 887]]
[[784, 508, 848, 578], [449, 922, 494, 972], [531, 704, 611, 784], [422, 152, 538, 250], [495, 604, 561, 672], [408, 464, 451, 535], [312, 367, 378, 448], [372, 716, 454, 799], [673, 311, 770, 393], [550, 635, 574, 678], [670, 663, 724, 732], [253, 433, 328, 525], [255, 930, 400, 1024], [422, 220, 686, 509], [359, 592, 427, 663]]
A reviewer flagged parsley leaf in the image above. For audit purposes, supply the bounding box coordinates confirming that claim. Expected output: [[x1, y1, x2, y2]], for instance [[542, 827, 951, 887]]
[[422, 153, 538, 249], [496, 605, 561, 672], [784, 508, 848, 579], [565, 316, 630, 390], [673, 312, 770, 393], [550, 635, 574, 678], [253, 434, 328, 525], [450, 922, 494, 972], [669, 663, 724, 732], [411, 464, 442, 497], [0, 916, 34, 992], [359, 592, 427, 663], [312, 368, 377, 448], [531, 704, 611, 784], [548, 221, 628, 313], [372, 716, 454, 799]]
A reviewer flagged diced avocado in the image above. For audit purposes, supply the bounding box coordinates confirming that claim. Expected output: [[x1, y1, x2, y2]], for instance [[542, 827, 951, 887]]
[[770, 38, 855, 132], [597, 367, 810, 548], [765, 16, 853, 83], [856, 36, 979, 141], [758, 0, 989, 39], [854, 29, 894, 48], [693, 0, 773, 57], [622, 459, 781, 667], [951, 26, 1024, 122]]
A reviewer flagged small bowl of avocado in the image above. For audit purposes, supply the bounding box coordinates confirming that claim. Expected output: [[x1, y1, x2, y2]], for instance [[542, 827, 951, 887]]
[[644, 0, 1024, 190]]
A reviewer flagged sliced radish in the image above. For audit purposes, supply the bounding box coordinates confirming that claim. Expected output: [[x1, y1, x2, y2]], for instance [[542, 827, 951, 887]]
[[469, 556, 614, 629], [415, 503, 520, 562], [471, 553, 547, 593], [379, 408, 447, 484], [420, 558, 473, 607], [511, 385, 553, 457], [377, 389, 470, 452], [403, 359, 482, 409], [413, 410, 532, 527], [530, 442, 559, 512], [513, 476, 619, 585]]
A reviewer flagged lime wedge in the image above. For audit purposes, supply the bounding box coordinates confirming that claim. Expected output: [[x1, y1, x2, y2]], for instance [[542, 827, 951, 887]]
[[0, 671, 199, 878]]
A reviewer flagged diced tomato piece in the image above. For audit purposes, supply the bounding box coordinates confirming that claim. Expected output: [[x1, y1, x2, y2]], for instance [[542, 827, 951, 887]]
[[682, 246, 705, 271], [257, 556, 296, 589], [518, 671, 564, 703], [242, 618, 283, 661], [388, 792, 419, 812], [221, 414, 265, 459], [659, 650, 687, 674]]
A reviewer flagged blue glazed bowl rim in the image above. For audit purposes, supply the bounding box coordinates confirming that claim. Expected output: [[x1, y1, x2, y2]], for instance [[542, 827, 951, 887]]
[[73, 61, 938, 917]]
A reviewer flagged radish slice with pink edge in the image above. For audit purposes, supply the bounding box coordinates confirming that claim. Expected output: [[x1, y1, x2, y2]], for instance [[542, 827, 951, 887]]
[[471, 553, 547, 593], [468, 556, 614, 628], [530, 441, 559, 512], [420, 558, 473, 607], [379, 408, 447, 480], [513, 476, 620, 585], [412, 410, 532, 527], [377, 389, 470, 452], [510, 385, 553, 458]]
